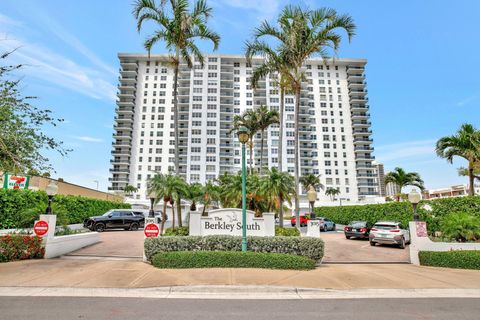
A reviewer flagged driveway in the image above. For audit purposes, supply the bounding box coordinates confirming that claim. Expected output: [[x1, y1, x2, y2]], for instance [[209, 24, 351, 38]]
[[320, 229, 410, 263]]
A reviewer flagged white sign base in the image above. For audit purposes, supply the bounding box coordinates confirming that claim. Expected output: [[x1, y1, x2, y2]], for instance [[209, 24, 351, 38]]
[[306, 220, 321, 237]]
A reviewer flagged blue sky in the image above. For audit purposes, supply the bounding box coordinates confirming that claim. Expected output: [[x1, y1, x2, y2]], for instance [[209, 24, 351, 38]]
[[1, 0, 479, 191]]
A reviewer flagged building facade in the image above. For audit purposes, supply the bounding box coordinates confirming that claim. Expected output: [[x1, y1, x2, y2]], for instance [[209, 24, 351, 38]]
[[110, 54, 378, 206], [374, 162, 386, 197], [422, 184, 480, 199]]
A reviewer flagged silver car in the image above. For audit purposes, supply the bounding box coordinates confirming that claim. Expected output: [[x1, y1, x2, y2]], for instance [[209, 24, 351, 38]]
[[369, 221, 410, 249]]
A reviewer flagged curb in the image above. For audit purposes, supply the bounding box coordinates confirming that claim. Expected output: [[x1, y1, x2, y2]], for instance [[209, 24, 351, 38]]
[[0, 286, 479, 300]]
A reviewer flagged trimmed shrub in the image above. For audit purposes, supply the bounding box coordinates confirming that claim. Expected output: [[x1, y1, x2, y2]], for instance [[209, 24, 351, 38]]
[[419, 250, 480, 270], [440, 213, 480, 242], [314, 196, 480, 234], [275, 226, 300, 236], [164, 227, 189, 236], [144, 235, 324, 263], [0, 235, 45, 262], [152, 251, 315, 270], [0, 189, 130, 229]]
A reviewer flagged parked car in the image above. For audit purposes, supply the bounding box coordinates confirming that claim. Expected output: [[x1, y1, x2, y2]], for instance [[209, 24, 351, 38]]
[[83, 209, 146, 232], [291, 215, 309, 227], [369, 221, 410, 249], [344, 221, 372, 239], [316, 217, 336, 232]]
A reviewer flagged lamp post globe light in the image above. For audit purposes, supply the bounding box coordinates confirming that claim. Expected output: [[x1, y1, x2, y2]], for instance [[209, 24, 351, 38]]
[[237, 126, 249, 252], [408, 189, 422, 221], [307, 186, 317, 219], [148, 190, 156, 218], [45, 181, 58, 215]]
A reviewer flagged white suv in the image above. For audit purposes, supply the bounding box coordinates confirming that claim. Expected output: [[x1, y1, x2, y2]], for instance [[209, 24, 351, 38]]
[[369, 221, 410, 249]]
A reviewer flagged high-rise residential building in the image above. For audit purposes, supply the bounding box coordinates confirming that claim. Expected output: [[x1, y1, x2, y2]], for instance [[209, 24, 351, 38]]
[[374, 162, 386, 197], [109, 54, 378, 206], [386, 181, 400, 198]]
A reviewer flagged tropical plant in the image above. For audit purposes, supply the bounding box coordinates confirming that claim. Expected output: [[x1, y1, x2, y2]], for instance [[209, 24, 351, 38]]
[[436, 124, 480, 196], [133, 0, 220, 176], [299, 173, 324, 192], [250, 5, 355, 229], [254, 105, 279, 174], [200, 181, 220, 215], [384, 167, 425, 201], [325, 187, 340, 201], [123, 185, 138, 195], [232, 110, 260, 173], [185, 183, 203, 211], [259, 168, 295, 226], [440, 212, 480, 242], [457, 163, 480, 181]]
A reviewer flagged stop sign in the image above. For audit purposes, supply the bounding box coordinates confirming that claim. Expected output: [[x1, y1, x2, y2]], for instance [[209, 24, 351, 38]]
[[144, 223, 159, 238], [34, 220, 49, 237]]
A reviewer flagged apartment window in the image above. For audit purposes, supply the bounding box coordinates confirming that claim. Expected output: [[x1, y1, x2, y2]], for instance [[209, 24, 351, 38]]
[[208, 57, 217, 62], [191, 165, 200, 171]]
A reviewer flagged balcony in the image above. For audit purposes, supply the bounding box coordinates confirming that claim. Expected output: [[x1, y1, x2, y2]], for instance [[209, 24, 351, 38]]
[[350, 104, 369, 112], [346, 66, 365, 73], [347, 73, 365, 81], [352, 121, 372, 127], [350, 96, 368, 104]]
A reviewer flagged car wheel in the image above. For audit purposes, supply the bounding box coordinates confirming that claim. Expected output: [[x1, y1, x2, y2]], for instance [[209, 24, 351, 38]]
[[369, 241, 376, 246], [332, 224, 336, 231], [399, 237, 406, 249], [346, 235, 351, 239], [323, 226, 328, 232], [94, 223, 105, 232], [130, 222, 139, 231]]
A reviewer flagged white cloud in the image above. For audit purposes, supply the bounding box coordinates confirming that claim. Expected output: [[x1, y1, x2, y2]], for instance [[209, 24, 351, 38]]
[[375, 139, 436, 163], [0, 37, 117, 101], [0, 12, 22, 27], [75, 136, 104, 143], [456, 95, 476, 107]]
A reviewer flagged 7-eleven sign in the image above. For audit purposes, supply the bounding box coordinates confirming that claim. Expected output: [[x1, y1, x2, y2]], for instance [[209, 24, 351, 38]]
[[3, 173, 30, 190]]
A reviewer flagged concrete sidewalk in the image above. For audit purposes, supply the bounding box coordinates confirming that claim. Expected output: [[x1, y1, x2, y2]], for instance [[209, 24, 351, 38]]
[[0, 259, 479, 290]]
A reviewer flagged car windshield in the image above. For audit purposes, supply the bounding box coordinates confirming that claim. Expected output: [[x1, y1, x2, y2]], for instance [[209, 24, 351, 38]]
[[102, 211, 113, 217], [374, 224, 397, 230], [351, 221, 367, 227]]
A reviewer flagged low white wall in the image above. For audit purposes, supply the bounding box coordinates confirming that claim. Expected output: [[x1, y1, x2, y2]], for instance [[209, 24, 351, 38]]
[[409, 221, 480, 265], [44, 232, 100, 259]]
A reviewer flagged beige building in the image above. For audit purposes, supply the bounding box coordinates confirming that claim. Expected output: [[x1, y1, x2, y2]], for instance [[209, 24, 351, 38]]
[[27, 176, 124, 202], [422, 184, 480, 199]]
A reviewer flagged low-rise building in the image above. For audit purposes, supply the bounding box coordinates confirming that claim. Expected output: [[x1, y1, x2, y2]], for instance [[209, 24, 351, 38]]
[[422, 184, 480, 199]]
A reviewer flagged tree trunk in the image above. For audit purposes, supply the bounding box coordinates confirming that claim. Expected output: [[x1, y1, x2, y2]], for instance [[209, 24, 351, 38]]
[[294, 86, 301, 231], [160, 200, 167, 235], [260, 129, 265, 175], [176, 196, 182, 227], [173, 51, 180, 176], [469, 161, 475, 196], [278, 194, 283, 228], [278, 86, 284, 172], [171, 200, 175, 229], [249, 138, 254, 174]]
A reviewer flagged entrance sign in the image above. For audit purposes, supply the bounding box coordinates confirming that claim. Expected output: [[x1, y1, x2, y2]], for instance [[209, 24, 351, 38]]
[[144, 223, 160, 238], [189, 209, 275, 237], [3, 173, 30, 189], [34, 220, 49, 237]]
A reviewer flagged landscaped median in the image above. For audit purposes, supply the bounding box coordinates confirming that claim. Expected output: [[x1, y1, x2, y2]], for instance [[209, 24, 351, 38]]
[[419, 250, 480, 270], [144, 235, 324, 270], [0, 234, 44, 262]]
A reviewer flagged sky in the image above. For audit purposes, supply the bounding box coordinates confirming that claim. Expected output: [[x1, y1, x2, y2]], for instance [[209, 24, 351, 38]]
[[0, 0, 479, 192]]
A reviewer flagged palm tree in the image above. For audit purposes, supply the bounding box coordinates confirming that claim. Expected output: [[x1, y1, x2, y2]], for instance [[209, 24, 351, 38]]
[[255, 105, 279, 174], [259, 168, 295, 227], [436, 124, 480, 196], [299, 173, 324, 192], [251, 5, 355, 229], [384, 167, 425, 201], [325, 187, 340, 201], [457, 163, 480, 181], [123, 184, 138, 195], [200, 181, 220, 215], [133, 0, 220, 176], [147, 173, 170, 234], [186, 183, 203, 211], [232, 109, 260, 173]]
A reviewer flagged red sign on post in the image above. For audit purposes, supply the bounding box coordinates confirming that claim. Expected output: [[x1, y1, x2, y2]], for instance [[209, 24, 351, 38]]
[[144, 223, 159, 238], [34, 220, 49, 237]]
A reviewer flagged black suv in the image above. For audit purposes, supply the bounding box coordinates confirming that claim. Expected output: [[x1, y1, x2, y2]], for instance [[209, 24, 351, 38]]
[[83, 210, 145, 232]]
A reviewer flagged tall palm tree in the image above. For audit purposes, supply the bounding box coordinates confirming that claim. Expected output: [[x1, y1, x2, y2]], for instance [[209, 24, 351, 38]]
[[200, 180, 220, 215], [299, 173, 324, 192], [436, 123, 480, 196], [232, 109, 260, 173], [260, 168, 295, 227], [255, 105, 279, 174], [123, 184, 138, 195], [133, 0, 220, 176], [186, 182, 203, 211], [325, 187, 340, 201], [384, 167, 425, 201], [251, 5, 355, 229], [457, 163, 480, 182]]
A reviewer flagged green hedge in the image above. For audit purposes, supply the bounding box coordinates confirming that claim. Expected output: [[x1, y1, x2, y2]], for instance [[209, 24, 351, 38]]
[[0, 189, 130, 229], [152, 251, 315, 270], [164, 227, 189, 236], [314, 196, 480, 233], [275, 226, 300, 236], [419, 250, 480, 270], [0, 235, 44, 262], [145, 235, 324, 263]]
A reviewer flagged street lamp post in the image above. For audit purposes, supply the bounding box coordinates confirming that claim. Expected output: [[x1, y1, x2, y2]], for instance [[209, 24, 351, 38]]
[[408, 189, 422, 221], [45, 181, 58, 215], [237, 126, 249, 253], [307, 186, 317, 219], [148, 191, 156, 218]]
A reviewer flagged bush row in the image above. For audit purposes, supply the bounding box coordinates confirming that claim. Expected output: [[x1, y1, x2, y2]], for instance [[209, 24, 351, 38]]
[[0, 189, 130, 229], [314, 196, 480, 233], [152, 251, 315, 270], [144, 235, 324, 263], [163, 226, 300, 237], [0, 235, 44, 262], [418, 250, 480, 270]]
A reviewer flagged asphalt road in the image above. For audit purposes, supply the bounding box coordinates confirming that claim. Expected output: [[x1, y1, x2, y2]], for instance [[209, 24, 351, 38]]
[[0, 297, 479, 320]]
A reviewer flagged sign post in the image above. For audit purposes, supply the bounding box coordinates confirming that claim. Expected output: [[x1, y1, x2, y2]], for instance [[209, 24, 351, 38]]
[[143, 218, 159, 262]]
